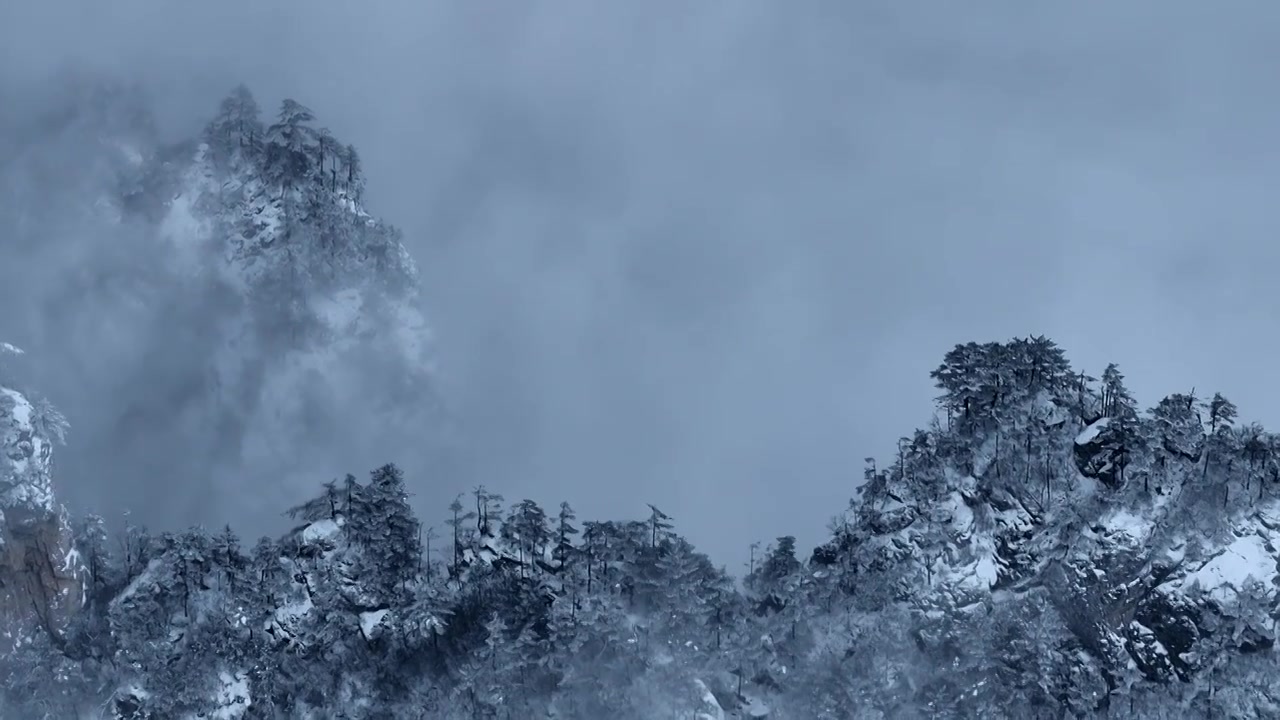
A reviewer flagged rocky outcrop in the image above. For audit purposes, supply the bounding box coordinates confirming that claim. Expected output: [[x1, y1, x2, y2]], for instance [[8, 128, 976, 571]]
[[1074, 417, 1123, 488], [0, 346, 85, 646]]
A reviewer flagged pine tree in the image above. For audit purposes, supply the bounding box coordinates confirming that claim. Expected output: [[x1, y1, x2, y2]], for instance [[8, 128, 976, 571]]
[[1206, 393, 1238, 435], [73, 514, 114, 607], [210, 524, 246, 595], [347, 463, 422, 604], [445, 494, 476, 578], [250, 536, 285, 606], [472, 485, 505, 537], [204, 84, 263, 160], [553, 501, 579, 570], [264, 99, 318, 191], [317, 127, 339, 190], [1240, 423, 1271, 503], [173, 528, 212, 619], [345, 143, 364, 200], [1100, 363, 1136, 419], [503, 499, 549, 577], [646, 504, 673, 549], [759, 536, 801, 594]]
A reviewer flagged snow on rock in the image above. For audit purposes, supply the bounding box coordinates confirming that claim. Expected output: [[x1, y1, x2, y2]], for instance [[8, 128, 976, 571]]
[[274, 594, 315, 626], [359, 609, 390, 639], [1100, 507, 1154, 545], [0, 369, 84, 647], [692, 679, 725, 720], [0, 385, 56, 515], [1075, 417, 1111, 446], [199, 671, 251, 720], [742, 694, 771, 718], [301, 518, 343, 546], [972, 544, 999, 589], [1180, 534, 1277, 604]]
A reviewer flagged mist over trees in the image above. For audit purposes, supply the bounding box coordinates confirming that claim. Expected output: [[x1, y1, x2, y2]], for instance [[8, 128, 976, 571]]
[[8, 330, 1280, 716], [7, 84, 1280, 718], [0, 78, 440, 543]]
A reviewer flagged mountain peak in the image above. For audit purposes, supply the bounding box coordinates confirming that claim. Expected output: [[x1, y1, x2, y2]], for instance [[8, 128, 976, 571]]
[[128, 86, 418, 300], [0, 345, 83, 647], [0, 344, 65, 519]]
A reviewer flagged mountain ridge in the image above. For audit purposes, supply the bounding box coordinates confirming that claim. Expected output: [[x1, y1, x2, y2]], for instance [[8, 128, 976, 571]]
[[5, 77, 1280, 720], [5, 331, 1280, 717]]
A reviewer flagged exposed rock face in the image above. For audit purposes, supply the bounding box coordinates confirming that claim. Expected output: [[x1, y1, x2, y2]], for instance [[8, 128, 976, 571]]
[[1074, 417, 1123, 488], [0, 347, 84, 645]]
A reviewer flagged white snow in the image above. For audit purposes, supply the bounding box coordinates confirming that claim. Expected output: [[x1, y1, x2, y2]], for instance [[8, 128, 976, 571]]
[[743, 695, 771, 718], [0, 385, 56, 512], [360, 609, 389, 639], [942, 490, 975, 539], [62, 546, 82, 574], [301, 518, 342, 545], [1, 387, 32, 428], [693, 679, 725, 720], [204, 671, 251, 719], [1100, 508, 1152, 543], [972, 550, 998, 588], [111, 559, 162, 608], [1181, 534, 1277, 603], [1129, 622, 1169, 658], [1075, 417, 1111, 446]]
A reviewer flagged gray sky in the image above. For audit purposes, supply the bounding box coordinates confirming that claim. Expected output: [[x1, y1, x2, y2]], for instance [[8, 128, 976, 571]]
[[5, 0, 1280, 568]]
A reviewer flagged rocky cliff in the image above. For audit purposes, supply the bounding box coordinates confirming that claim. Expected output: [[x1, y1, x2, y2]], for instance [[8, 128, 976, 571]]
[[0, 344, 84, 648]]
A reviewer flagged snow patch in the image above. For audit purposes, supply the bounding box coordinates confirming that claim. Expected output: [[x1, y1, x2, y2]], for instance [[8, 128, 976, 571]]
[[0, 385, 56, 512], [360, 609, 389, 639], [942, 490, 974, 539], [1, 387, 32, 428], [111, 558, 163, 608], [1075, 417, 1111, 446], [743, 694, 771, 718], [972, 550, 998, 588], [693, 679, 725, 720], [1100, 508, 1152, 543], [204, 671, 251, 719], [1181, 534, 1277, 603], [301, 518, 343, 545]]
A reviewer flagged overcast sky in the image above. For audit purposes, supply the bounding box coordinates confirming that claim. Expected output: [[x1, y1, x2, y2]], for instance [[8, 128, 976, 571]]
[[5, 1, 1280, 567]]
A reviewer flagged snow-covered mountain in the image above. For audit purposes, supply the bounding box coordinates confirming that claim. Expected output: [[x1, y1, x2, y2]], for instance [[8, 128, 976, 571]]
[[0, 78, 442, 534], [7, 331, 1280, 717], [800, 339, 1280, 717], [8, 79, 1280, 719], [124, 85, 438, 525]]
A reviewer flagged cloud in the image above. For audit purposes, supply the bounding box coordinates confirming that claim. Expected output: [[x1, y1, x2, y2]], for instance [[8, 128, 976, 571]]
[[5, 0, 1280, 566]]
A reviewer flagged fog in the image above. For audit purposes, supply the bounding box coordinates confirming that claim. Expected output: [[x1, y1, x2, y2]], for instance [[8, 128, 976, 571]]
[[4, 0, 1280, 568]]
